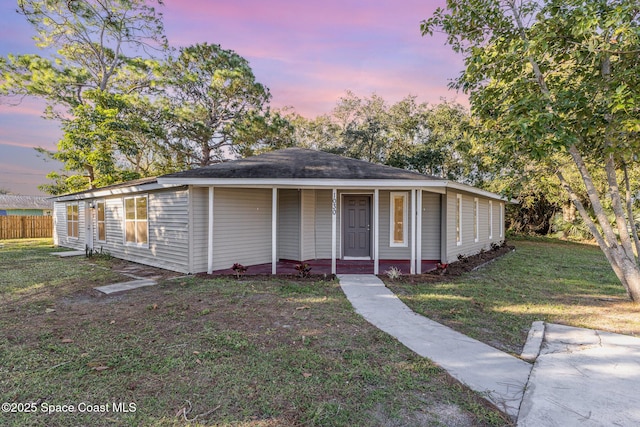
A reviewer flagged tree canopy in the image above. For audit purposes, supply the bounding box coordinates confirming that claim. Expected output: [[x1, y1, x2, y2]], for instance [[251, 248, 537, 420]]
[[1, 0, 167, 193], [154, 43, 274, 167], [292, 91, 484, 184], [1, 1, 287, 194], [422, 0, 640, 301]]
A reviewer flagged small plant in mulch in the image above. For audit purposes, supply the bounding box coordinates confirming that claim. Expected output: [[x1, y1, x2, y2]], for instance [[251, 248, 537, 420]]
[[435, 262, 449, 275], [231, 263, 248, 278], [294, 263, 312, 278], [490, 242, 501, 251], [457, 253, 469, 263], [85, 245, 112, 260], [385, 266, 402, 280]]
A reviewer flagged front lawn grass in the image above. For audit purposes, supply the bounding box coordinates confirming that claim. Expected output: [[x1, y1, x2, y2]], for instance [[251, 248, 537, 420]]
[[385, 236, 640, 354], [0, 239, 126, 309], [0, 239, 507, 426]]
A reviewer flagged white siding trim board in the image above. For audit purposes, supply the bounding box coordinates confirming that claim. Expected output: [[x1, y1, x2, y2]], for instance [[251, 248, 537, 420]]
[[272, 188, 278, 275], [331, 189, 337, 274], [207, 187, 214, 275], [373, 189, 379, 274], [416, 189, 423, 274]]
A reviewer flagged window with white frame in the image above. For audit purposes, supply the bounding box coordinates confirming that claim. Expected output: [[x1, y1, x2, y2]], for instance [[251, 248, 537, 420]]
[[500, 202, 504, 237], [390, 192, 408, 247], [96, 200, 106, 242], [456, 194, 462, 246], [66, 203, 78, 238], [489, 200, 493, 240], [474, 198, 479, 243], [124, 195, 148, 245]]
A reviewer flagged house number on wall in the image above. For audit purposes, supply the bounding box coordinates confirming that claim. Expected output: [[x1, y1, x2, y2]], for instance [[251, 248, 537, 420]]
[[331, 195, 337, 215]]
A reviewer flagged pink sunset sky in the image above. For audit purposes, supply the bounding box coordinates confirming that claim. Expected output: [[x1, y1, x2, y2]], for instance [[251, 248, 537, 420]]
[[0, 0, 467, 195]]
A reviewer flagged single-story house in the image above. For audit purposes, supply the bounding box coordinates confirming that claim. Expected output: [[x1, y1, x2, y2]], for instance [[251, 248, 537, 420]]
[[53, 148, 506, 275], [0, 194, 53, 216]]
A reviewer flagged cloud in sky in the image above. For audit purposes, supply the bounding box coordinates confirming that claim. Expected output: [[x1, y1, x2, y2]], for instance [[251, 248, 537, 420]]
[[0, 0, 467, 195]]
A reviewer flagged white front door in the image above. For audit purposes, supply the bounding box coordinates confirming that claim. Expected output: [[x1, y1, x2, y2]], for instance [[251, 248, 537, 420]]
[[85, 201, 94, 251]]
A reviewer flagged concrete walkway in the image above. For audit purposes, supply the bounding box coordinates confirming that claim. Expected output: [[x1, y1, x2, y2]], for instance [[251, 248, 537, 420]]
[[338, 274, 640, 425], [51, 250, 85, 257], [338, 274, 531, 419], [94, 278, 157, 294]]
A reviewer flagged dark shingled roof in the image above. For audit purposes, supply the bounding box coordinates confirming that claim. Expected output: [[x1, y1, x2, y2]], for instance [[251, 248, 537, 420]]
[[161, 148, 440, 181]]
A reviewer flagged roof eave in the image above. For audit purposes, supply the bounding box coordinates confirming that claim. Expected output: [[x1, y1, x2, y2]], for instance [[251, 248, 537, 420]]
[[53, 182, 184, 202], [157, 177, 446, 189], [445, 182, 511, 202], [156, 177, 507, 200]]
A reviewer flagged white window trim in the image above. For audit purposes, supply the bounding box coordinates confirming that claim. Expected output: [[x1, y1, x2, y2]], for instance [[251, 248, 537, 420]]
[[123, 195, 149, 247], [96, 199, 106, 243], [456, 194, 462, 246], [389, 191, 408, 247], [500, 202, 504, 238], [474, 197, 479, 243], [67, 202, 79, 240], [489, 200, 493, 240]]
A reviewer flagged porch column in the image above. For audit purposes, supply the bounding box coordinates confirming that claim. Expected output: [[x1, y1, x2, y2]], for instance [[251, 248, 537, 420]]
[[416, 189, 423, 274], [410, 189, 416, 274], [373, 189, 379, 275], [331, 188, 337, 275], [207, 186, 214, 274], [272, 187, 278, 275]]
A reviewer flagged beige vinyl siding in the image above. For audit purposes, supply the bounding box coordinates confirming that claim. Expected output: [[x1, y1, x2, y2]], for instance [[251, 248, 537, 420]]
[[446, 191, 461, 261], [53, 201, 84, 250], [190, 187, 300, 273], [421, 192, 441, 260], [445, 190, 502, 262], [210, 188, 272, 271], [498, 202, 505, 240], [300, 189, 316, 260], [278, 189, 300, 260], [314, 190, 336, 258], [485, 200, 506, 243], [379, 190, 411, 259], [88, 189, 190, 273], [190, 187, 209, 273], [78, 203, 86, 246]]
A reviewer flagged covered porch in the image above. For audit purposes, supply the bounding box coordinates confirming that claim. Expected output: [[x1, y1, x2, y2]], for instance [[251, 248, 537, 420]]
[[195, 185, 444, 276]]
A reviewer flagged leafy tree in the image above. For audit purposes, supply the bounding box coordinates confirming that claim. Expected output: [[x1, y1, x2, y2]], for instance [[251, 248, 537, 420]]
[[386, 101, 486, 183], [288, 113, 340, 151], [234, 108, 296, 158], [422, 0, 640, 301], [1, 0, 166, 192], [155, 43, 272, 166], [291, 92, 483, 184]]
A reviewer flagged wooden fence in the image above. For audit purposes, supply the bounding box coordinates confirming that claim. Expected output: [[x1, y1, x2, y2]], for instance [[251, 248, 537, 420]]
[[0, 216, 53, 239]]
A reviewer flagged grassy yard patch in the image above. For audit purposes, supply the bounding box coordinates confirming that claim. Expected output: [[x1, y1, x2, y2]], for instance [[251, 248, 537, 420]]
[[385, 237, 640, 354], [0, 239, 507, 426], [0, 239, 126, 309]]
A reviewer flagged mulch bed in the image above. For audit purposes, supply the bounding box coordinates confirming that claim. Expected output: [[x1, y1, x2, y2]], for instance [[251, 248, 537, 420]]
[[385, 244, 515, 284], [196, 272, 337, 282]]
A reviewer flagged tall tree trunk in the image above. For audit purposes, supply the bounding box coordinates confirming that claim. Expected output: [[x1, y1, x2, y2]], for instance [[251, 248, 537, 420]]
[[608, 246, 640, 302], [86, 165, 95, 189], [604, 153, 636, 261], [503, 1, 640, 302], [623, 162, 640, 263], [557, 169, 640, 302]]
